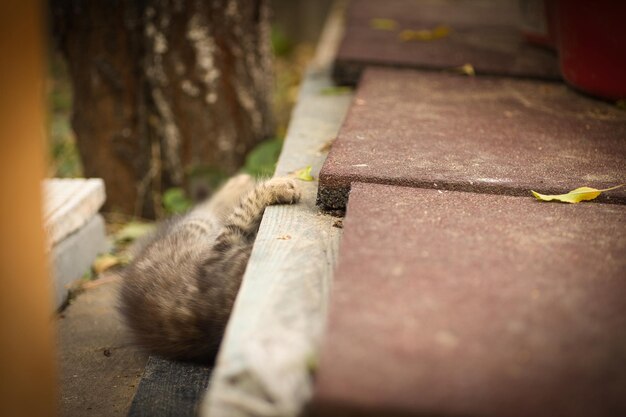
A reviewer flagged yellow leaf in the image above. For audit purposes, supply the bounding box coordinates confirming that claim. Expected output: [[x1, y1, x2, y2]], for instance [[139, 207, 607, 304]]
[[305, 352, 318, 372], [531, 184, 624, 204], [400, 25, 450, 41], [320, 86, 353, 96], [370, 18, 398, 31], [294, 165, 314, 181], [115, 221, 155, 243], [452, 63, 475, 76], [93, 253, 127, 274]]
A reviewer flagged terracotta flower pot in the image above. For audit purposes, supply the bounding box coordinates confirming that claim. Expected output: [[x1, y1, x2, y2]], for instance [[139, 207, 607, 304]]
[[556, 0, 626, 100]]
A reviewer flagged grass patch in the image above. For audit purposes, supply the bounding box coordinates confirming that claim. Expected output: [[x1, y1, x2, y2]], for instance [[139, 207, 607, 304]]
[[243, 137, 284, 177]]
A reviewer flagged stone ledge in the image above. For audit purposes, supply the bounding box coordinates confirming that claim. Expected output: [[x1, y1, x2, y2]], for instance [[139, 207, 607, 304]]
[[313, 182, 626, 417], [51, 213, 108, 309], [318, 68, 626, 210]]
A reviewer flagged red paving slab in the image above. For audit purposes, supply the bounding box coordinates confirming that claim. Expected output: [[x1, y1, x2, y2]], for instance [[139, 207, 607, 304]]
[[312, 182, 626, 417], [317, 68, 626, 210], [334, 0, 560, 85]]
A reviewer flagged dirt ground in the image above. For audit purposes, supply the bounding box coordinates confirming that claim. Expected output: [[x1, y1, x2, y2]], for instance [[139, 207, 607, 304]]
[[56, 277, 148, 417]]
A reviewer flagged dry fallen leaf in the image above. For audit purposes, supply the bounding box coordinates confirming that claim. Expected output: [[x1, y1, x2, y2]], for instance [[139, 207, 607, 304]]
[[81, 272, 122, 290], [277, 234, 291, 240], [531, 184, 624, 203], [452, 63, 475, 76], [93, 253, 127, 274], [370, 18, 398, 31], [400, 25, 450, 41], [294, 165, 314, 181], [115, 221, 155, 243], [318, 137, 336, 154]]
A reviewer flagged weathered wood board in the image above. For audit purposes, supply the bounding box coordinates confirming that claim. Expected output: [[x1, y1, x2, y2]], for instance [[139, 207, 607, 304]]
[[200, 3, 350, 416], [43, 178, 106, 246]]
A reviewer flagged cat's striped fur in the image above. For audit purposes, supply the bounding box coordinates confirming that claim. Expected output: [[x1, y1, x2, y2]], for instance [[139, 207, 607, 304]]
[[119, 175, 300, 362]]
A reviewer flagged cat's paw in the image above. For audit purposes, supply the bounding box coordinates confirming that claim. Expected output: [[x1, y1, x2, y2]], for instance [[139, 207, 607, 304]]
[[265, 178, 301, 205]]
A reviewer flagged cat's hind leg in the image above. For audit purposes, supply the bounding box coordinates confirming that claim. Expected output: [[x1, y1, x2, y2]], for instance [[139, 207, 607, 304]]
[[200, 177, 301, 303]]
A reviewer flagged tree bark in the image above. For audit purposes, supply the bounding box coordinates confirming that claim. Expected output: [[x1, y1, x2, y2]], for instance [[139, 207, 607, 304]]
[[52, 0, 274, 218]]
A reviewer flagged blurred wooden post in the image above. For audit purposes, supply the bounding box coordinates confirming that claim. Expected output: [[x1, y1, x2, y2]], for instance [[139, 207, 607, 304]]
[[0, 2, 58, 417]]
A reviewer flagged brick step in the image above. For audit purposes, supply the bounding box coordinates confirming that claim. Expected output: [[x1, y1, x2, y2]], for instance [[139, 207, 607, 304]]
[[317, 68, 626, 210], [334, 0, 559, 85], [312, 182, 626, 417]]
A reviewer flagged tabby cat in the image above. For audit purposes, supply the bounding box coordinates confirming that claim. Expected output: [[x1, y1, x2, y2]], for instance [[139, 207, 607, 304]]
[[119, 174, 301, 362]]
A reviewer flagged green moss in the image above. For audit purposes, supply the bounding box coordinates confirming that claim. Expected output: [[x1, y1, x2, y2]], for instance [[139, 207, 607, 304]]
[[243, 137, 283, 177], [271, 26, 293, 57], [162, 188, 193, 214], [48, 52, 82, 178]]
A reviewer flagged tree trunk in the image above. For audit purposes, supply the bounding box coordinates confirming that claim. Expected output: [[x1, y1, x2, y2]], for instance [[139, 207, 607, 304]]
[[52, 0, 274, 218]]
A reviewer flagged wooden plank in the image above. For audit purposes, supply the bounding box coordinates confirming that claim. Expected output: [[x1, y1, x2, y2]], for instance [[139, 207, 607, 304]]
[[44, 178, 100, 219], [43, 178, 106, 246], [127, 357, 211, 417], [200, 3, 350, 417]]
